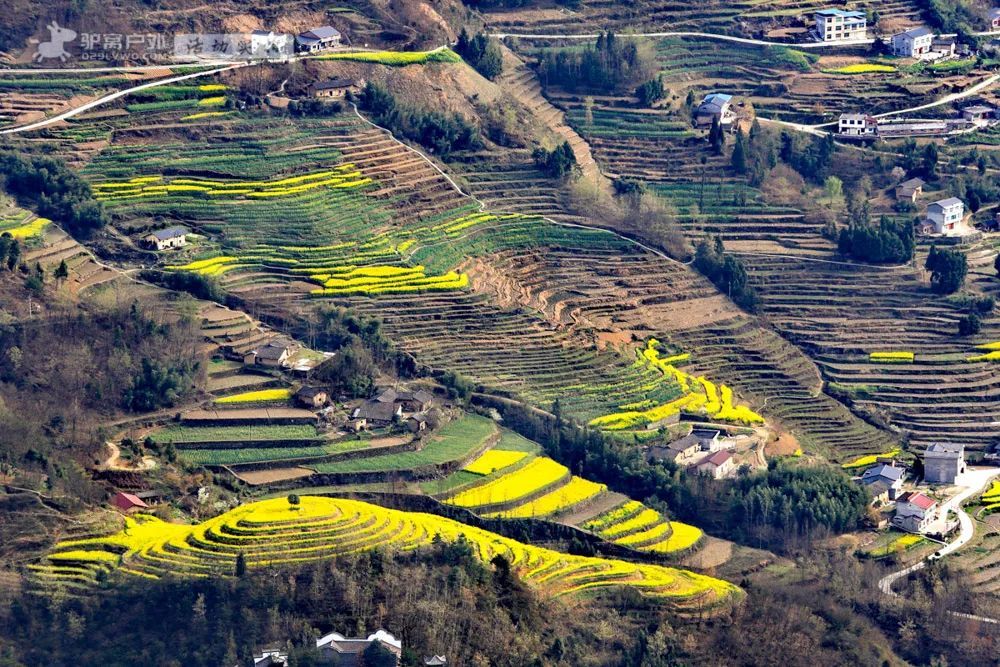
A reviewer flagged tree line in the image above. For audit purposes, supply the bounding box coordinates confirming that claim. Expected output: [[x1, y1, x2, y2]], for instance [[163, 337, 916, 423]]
[[0, 151, 107, 238], [693, 236, 758, 312], [537, 31, 657, 94], [358, 82, 480, 157], [455, 29, 503, 80]]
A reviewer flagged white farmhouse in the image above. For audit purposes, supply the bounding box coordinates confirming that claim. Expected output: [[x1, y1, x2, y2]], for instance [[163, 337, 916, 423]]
[[892, 491, 938, 533], [891, 27, 935, 57], [141, 226, 188, 251], [814, 9, 868, 42], [926, 197, 964, 234], [838, 113, 877, 136]]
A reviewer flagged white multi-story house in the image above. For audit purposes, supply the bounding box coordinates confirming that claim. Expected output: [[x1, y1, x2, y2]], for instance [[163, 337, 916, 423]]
[[891, 27, 935, 57], [892, 491, 938, 533], [815, 9, 868, 42], [838, 113, 878, 136], [926, 197, 964, 234]]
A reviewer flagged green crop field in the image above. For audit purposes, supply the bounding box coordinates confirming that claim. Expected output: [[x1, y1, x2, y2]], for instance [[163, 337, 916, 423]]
[[152, 424, 318, 443]]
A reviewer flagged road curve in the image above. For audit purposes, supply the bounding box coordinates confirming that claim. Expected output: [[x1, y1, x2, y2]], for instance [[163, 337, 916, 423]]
[[0, 63, 245, 135], [488, 30, 874, 49], [879, 468, 1000, 600]]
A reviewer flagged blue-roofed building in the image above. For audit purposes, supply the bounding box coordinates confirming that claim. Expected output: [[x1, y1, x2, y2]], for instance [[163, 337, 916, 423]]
[[296, 25, 342, 53], [814, 9, 867, 42], [695, 92, 736, 127], [141, 226, 188, 251], [860, 463, 905, 500]]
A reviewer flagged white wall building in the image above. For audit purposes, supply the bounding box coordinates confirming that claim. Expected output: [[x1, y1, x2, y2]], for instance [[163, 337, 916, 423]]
[[891, 27, 935, 57], [926, 197, 964, 234], [815, 9, 868, 42], [838, 113, 877, 136]]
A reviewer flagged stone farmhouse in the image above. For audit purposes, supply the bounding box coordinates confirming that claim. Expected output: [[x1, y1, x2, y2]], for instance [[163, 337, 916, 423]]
[[894, 177, 924, 203], [316, 629, 402, 665], [695, 93, 736, 128], [696, 450, 736, 479], [312, 78, 361, 100], [923, 443, 966, 484], [860, 463, 905, 500]]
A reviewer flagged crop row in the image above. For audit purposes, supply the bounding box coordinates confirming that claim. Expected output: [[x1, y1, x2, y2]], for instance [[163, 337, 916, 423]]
[[34, 496, 741, 610]]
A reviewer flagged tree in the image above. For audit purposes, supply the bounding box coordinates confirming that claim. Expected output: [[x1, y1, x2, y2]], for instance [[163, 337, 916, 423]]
[[708, 116, 725, 154], [993, 253, 1000, 278], [54, 259, 69, 282], [235, 552, 247, 577], [824, 175, 843, 202], [361, 642, 398, 667], [731, 131, 748, 174], [922, 142, 939, 178], [958, 312, 981, 336], [533, 142, 577, 178], [288, 494, 300, 508], [635, 75, 665, 106], [925, 245, 967, 294]]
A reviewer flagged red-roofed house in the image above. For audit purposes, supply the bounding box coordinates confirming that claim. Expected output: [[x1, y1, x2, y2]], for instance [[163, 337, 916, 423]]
[[696, 450, 736, 480], [893, 491, 938, 533], [112, 492, 149, 513]]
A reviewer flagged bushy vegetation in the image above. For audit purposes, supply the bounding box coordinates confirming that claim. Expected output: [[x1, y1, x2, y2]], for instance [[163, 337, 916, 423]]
[[926, 245, 967, 294], [0, 152, 107, 238], [837, 216, 914, 264], [538, 32, 657, 93], [359, 82, 480, 157], [693, 236, 758, 311], [634, 76, 665, 107], [455, 29, 503, 80], [532, 141, 577, 178]]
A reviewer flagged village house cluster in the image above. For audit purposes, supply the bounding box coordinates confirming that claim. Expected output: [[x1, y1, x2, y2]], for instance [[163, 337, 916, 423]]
[[852, 443, 966, 537], [241, 628, 447, 666], [647, 428, 742, 479]]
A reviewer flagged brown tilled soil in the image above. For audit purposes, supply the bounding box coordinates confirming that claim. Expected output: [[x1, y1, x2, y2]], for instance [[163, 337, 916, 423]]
[[235, 467, 314, 485], [766, 431, 800, 457], [679, 536, 732, 570]]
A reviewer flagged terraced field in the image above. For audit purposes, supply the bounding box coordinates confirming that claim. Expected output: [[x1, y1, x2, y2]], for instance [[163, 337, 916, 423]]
[[431, 430, 704, 556], [550, 73, 1000, 456], [72, 110, 763, 426], [481, 0, 924, 37], [29, 497, 742, 614]]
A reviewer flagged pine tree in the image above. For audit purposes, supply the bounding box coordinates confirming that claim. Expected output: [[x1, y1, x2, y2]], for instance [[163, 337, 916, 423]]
[[708, 116, 724, 154], [54, 259, 69, 282], [731, 131, 748, 174]]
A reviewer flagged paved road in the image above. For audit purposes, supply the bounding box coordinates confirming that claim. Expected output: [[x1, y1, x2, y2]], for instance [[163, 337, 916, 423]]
[[0, 63, 244, 135], [879, 467, 1000, 599], [488, 30, 874, 49]]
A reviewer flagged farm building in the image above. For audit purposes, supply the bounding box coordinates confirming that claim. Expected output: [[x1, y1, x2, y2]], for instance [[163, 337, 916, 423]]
[[141, 226, 187, 250], [962, 104, 996, 124], [892, 491, 938, 533], [695, 93, 736, 127], [295, 386, 328, 408], [352, 400, 402, 427], [691, 428, 737, 452], [926, 197, 964, 234], [406, 412, 429, 433], [316, 629, 402, 665], [894, 177, 925, 202], [923, 443, 966, 484], [860, 464, 905, 500], [648, 434, 701, 463], [396, 389, 436, 412], [296, 26, 341, 53], [992, 8, 1000, 29], [931, 35, 957, 58], [696, 450, 735, 479], [111, 492, 149, 513], [312, 78, 360, 100], [248, 649, 288, 667], [251, 341, 294, 367], [813, 9, 867, 42], [838, 113, 877, 136], [424, 657, 447, 666], [891, 27, 934, 57]]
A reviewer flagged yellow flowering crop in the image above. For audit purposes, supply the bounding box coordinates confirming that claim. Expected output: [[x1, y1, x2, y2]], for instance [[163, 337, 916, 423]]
[[463, 450, 529, 475], [31, 497, 741, 610], [841, 449, 900, 469], [484, 477, 606, 519], [2, 216, 50, 239], [214, 388, 293, 404], [447, 457, 569, 508], [870, 351, 914, 363]]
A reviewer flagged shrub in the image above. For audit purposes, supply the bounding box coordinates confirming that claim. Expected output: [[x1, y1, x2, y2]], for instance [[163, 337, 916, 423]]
[[959, 312, 981, 336]]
